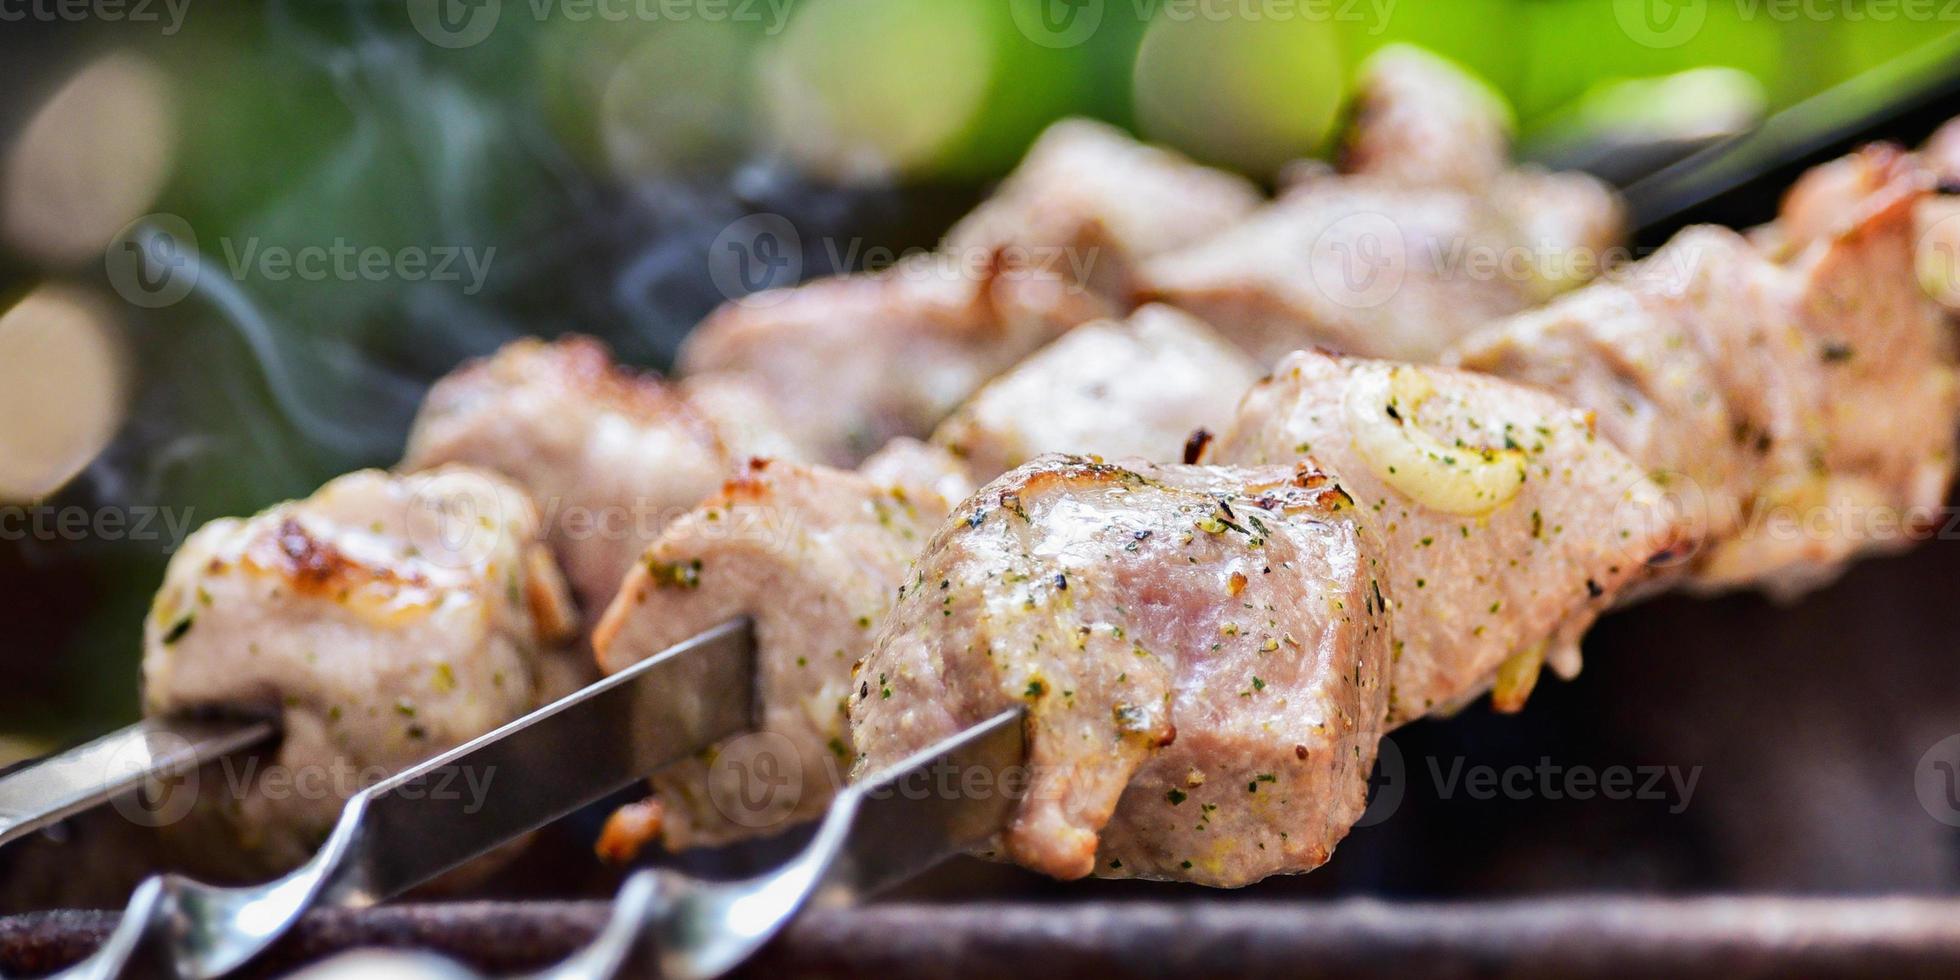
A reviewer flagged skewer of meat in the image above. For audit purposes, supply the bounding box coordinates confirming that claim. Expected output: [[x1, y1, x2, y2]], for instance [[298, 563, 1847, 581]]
[[591, 333, 1678, 879], [840, 134, 1958, 887], [110, 72, 1960, 903], [676, 118, 1263, 467], [1452, 140, 1959, 597], [1137, 45, 1627, 364]]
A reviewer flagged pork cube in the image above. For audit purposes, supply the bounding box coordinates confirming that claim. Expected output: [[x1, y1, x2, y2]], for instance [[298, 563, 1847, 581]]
[[944, 118, 1264, 300], [591, 446, 973, 849], [1208, 351, 1685, 723], [1452, 228, 1818, 563], [1138, 181, 1582, 364], [142, 466, 576, 871], [930, 305, 1260, 481], [679, 252, 1114, 467], [1340, 44, 1513, 191], [1454, 144, 1958, 597], [403, 336, 801, 616], [850, 456, 1393, 886], [1142, 47, 1622, 364]]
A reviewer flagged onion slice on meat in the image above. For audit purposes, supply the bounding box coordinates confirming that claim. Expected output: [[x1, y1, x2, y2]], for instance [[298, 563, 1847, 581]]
[[1344, 365, 1526, 516]]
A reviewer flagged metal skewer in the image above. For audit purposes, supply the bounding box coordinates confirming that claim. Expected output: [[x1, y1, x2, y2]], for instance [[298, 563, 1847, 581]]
[[540, 708, 1025, 980], [48, 618, 756, 980], [0, 717, 276, 851], [1619, 31, 1960, 239], [279, 708, 1028, 980]]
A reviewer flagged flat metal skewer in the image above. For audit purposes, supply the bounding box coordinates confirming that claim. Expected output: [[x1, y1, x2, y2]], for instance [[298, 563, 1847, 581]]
[[546, 708, 1026, 980], [49, 618, 756, 980], [0, 718, 277, 851], [277, 708, 1028, 980], [1621, 31, 1960, 239]]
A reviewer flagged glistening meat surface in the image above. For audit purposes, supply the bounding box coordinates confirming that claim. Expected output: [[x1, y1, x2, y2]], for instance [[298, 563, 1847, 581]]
[[679, 253, 1112, 467], [930, 304, 1260, 482], [403, 336, 803, 619], [850, 456, 1392, 886], [943, 117, 1264, 302], [592, 442, 972, 849], [1453, 143, 1959, 597], [1207, 352, 1685, 723], [142, 466, 576, 874]]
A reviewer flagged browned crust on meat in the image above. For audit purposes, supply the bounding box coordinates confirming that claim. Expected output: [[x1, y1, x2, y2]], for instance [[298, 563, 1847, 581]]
[[714, 457, 782, 505], [444, 335, 727, 451], [245, 518, 426, 598]]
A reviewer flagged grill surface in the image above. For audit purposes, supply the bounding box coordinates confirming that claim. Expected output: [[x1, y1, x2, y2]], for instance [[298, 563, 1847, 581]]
[[12, 896, 1960, 978]]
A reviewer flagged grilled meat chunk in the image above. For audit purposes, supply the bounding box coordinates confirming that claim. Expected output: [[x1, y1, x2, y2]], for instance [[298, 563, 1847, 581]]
[[1340, 45, 1512, 191], [1452, 228, 1810, 564], [679, 252, 1114, 467], [402, 336, 801, 617], [592, 447, 972, 849], [943, 118, 1264, 301], [1454, 144, 1958, 596], [1138, 181, 1554, 364], [678, 370, 814, 464], [930, 305, 1260, 481], [850, 457, 1393, 886], [1916, 121, 1960, 311], [1140, 55, 1622, 364], [1207, 351, 1682, 723], [142, 467, 576, 871], [1340, 44, 1620, 291], [857, 435, 976, 506]]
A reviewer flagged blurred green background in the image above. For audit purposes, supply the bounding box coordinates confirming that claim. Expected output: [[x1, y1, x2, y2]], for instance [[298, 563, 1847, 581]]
[[0, 0, 1953, 757]]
